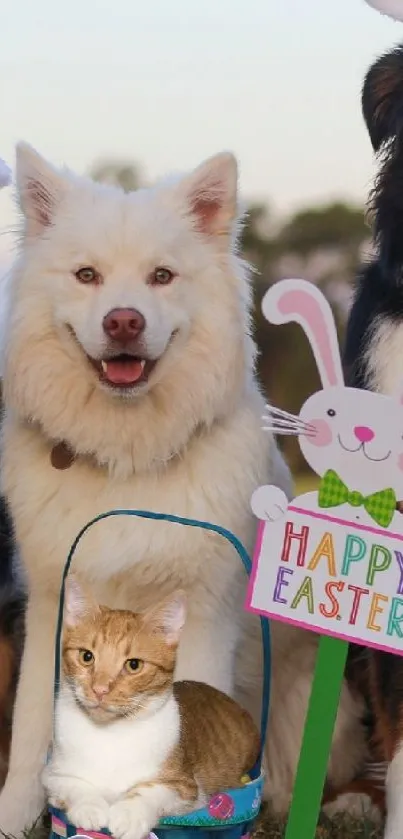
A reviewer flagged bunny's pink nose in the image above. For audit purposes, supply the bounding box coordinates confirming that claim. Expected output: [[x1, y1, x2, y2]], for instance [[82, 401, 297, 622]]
[[354, 425, 375, 443]]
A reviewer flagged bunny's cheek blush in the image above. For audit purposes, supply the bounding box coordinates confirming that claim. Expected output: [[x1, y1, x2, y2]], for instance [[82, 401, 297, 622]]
[[398, 453, 403, 472], [304, 419, 332, 447]]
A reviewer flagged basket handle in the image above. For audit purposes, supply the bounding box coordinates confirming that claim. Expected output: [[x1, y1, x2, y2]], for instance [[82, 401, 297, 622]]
[[53, 509, 271, 771]]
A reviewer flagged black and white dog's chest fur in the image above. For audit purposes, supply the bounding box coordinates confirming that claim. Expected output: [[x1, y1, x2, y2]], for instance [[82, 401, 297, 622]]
[[345, 262, 403, 394]]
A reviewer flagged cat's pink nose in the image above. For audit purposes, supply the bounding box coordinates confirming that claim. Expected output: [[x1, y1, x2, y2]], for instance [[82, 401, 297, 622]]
[[92, 684, 110, 700], [354, 425, 375, 443]]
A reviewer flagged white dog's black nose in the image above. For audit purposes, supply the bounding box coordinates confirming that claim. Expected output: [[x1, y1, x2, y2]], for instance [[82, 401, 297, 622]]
[[103, 308, 145, 344]]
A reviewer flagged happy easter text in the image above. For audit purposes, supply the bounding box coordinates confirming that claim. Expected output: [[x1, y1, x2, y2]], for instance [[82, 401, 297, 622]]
[[273, 519, 403, 639], [249, 506, 403, 651]]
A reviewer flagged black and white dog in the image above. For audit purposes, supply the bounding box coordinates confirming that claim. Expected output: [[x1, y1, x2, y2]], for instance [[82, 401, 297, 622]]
[[345, 44, 403, 395], [347, 0, 403, 391], [345, 42, 403, 839]]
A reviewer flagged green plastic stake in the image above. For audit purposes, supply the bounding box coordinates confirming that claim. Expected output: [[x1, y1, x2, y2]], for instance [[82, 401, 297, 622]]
[[284, 635, 349, 839]]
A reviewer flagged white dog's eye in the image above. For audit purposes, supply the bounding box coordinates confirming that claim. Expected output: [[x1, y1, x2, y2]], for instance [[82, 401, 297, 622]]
[[327, 409, 336, 417], [75, 266, 102, 286], [150, 267, 175, 286]]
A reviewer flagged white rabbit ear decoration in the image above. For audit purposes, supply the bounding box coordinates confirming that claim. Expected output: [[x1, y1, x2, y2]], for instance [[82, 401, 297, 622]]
[[247, 278, 403, 655], [363, 0, 403, 22], [0, 159, 12, 189], [262, 278, 344, 389]]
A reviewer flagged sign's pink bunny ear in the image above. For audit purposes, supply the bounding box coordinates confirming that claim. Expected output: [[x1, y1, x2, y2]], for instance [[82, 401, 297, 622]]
[[364, 0, 403, 21], [0, 159, 11, 189], [262, 279, 344, 389]]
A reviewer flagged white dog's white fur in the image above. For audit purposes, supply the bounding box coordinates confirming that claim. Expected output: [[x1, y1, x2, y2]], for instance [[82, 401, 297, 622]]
[[0, 144, 365, 833]]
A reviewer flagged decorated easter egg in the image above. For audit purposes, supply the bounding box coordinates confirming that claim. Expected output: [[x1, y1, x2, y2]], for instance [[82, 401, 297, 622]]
[[207, 792, 235, 820]]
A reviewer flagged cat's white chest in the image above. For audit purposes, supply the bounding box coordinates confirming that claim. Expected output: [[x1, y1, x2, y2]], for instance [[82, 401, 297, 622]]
[[52, 691, 180, 801]]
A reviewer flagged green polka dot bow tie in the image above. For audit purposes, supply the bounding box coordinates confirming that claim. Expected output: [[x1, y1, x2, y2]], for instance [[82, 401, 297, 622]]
[[318, 469, 396, 528]]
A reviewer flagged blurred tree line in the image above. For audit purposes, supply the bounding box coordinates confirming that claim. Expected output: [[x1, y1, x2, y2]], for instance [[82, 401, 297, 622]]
[[91, 161, 372, 477]]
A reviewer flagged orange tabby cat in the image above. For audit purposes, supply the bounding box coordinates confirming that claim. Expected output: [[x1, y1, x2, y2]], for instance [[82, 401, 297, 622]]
[[42, 577, 260, 839]]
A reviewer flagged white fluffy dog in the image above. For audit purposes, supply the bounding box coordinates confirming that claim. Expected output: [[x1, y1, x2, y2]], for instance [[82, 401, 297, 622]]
[[0, 145, 365, 833]]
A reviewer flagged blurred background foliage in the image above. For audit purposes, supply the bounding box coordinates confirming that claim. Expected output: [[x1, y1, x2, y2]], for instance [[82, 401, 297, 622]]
[[91, 161, 373, 481]]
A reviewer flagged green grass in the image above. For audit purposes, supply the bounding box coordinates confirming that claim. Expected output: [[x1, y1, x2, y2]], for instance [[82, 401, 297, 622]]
[[252, 806, 382, 839]]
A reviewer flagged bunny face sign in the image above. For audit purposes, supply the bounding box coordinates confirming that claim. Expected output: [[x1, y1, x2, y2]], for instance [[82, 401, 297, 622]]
[[247, 279, 403, 654], [299, 388, 403, 500]]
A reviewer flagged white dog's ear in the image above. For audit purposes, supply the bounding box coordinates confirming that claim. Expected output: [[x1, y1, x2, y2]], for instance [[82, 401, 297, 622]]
[[15, 143, 69, 239], [179, 152, 238, 239]]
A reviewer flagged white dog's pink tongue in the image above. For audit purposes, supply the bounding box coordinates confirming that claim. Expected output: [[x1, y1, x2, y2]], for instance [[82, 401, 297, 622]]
[[103, 359, 144, 385]]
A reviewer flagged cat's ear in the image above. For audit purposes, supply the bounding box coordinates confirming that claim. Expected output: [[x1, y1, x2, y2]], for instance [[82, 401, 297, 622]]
[[143, 591, 187, 645], [64, 575, 98, 627], [16, 142, 70, 239], [178, 152, 238, 239]]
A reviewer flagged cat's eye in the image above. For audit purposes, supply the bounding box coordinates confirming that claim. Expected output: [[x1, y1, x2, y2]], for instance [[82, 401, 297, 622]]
[[79, 649, 94, 666], [149, 267, 175, 286], [75, 266, 102, 285], [327, 409, 336, 417], [125, 658, 143, 673]]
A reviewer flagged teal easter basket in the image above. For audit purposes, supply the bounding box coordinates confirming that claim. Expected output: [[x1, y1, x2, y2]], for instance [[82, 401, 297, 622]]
[[49, 510, 271, 839]]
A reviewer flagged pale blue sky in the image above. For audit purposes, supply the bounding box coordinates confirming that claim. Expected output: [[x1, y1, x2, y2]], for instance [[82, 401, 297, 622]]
[[0, 0, 402, 254]]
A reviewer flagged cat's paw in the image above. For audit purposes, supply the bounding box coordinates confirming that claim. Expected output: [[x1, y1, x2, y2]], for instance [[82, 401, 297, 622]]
[[108, 799, 153, 839], [67, 799, 109, 831]]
